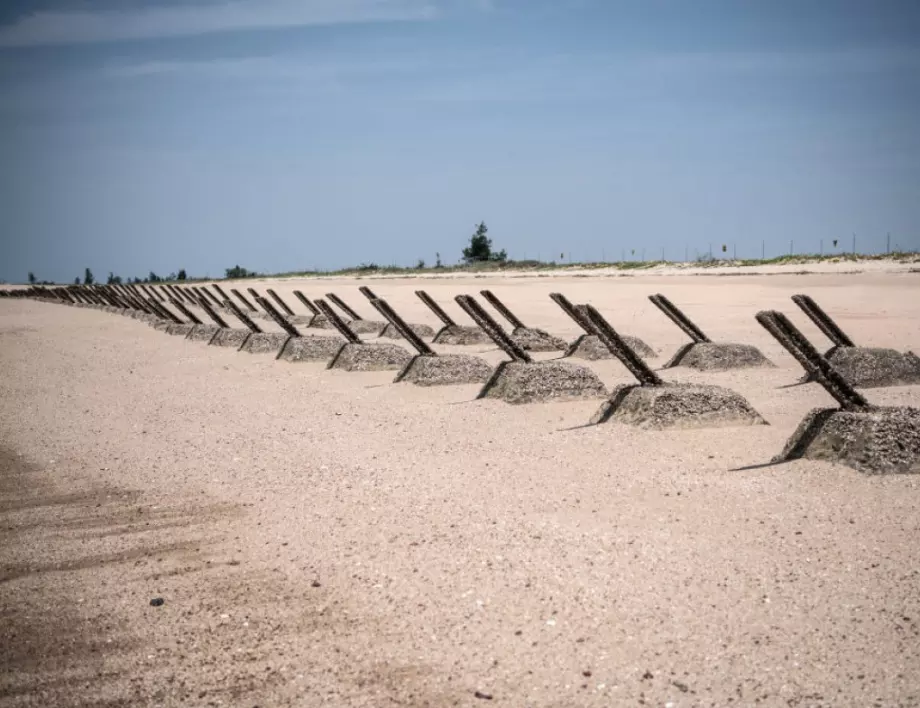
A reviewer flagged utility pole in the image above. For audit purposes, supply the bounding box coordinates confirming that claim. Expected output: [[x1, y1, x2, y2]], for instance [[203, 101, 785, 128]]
[[887, 232, 891, 254], [852, 233, 856, 254], [762, 240, 765, 260]]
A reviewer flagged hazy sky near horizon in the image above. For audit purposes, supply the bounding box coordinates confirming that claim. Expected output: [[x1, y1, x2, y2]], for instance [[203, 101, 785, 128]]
[[1, 0, 918, 282]]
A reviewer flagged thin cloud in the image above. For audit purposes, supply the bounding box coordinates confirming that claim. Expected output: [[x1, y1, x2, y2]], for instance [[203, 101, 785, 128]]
[[637, 47, 920, 76], [0, 0, 438, 47]]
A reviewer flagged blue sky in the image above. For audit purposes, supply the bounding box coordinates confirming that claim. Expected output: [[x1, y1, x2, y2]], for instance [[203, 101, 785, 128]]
[[1, 0, 918, 282]]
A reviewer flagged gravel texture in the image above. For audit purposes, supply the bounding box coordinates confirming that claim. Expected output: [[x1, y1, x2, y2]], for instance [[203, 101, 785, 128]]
[[396, 353, 494, 386], [327, 342, 413, 371], [565, 333, 657, 360], [348, 319, 386, 336], [239, 332, 290, 354], [378, 322, 437, 340], [666, 341, 774, 371], [2, 271, 920, 708], [817, 346, 920, 388], [277, 335, 345, 363], [511, 326, 569, 352], [209, 328, 250, 348], [306, 314, 334, 330], [478, 360, 608, 404], [185, 324, 221, 343], [777, 406, 920, 474], [432, 324, 491, 345], [164, 323, 195, 337], [591, 383, 767, 429]]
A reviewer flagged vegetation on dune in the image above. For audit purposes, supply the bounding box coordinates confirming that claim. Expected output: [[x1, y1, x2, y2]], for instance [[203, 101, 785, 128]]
[[462, 222, 507, 264], [22, 220, 918, 285]]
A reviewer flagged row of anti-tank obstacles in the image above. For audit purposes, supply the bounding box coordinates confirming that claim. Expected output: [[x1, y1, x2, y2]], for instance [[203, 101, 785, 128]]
[[5, 281, 920, 475]]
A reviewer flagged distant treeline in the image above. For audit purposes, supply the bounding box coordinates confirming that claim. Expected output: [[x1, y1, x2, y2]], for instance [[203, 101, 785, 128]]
[[22, 221, 917, 285]]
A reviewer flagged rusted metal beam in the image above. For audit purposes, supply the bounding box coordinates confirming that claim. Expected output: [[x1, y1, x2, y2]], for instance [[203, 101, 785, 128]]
[[314, 299, 361, 344], [199, 285, 224, 309], [169, 297, 203, 325], [254, 296, 302, 338], [791, 294, 856, 348], [246, 287, 266, 312], [150, 298, 183, 323], [369, 298, 434, 356], [326, 293, 363, 321], [480, 290, 526, 330], [198, 298, 229, 328], [223, 299, 263, 333], [755, 310, 869, 411], [292, 290, 321, 316], [231, 288, 258, 312], [358, 285, 379, 301], [415, 290, 456, 327], [550, 292, 593, 334], [212, 283, 232, 305], [455, 295, 532, 363], [580, 305, 663, 386], [267, 289, 295, 317], [649, 294, 710, 343]]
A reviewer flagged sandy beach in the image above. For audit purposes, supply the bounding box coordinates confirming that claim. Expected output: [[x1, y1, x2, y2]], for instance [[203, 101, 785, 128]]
[[2, 267, 919, 707]]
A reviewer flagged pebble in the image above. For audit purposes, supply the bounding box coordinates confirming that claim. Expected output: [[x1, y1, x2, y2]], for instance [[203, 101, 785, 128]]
[[149, 598, 165, 607]]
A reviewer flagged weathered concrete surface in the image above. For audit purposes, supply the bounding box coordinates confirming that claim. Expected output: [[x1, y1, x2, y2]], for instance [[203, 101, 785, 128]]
[[328, 342, 413, 371], [379, 322, 437, 340], [397, 354, 493, 386], [239, 332, 290, 354], [511, 327, 568, 352], [186, 325, 221, 342], [666, 342, 774, 371], [565, 333, 656, 360], [478, 360, 607, 404], [348, 320, 386, 336], [277, 336, 344, 363], [820, 347, 920, 388], [209, 329, 250, 348], [776, 406, 920, 475], [591, 383, 767, 429], [165, 324, 196, 337], [432, 325, 491, 345]]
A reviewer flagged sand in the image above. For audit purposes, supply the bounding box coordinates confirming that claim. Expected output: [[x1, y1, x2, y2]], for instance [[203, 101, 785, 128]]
[[2, 267, 920, 707]]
